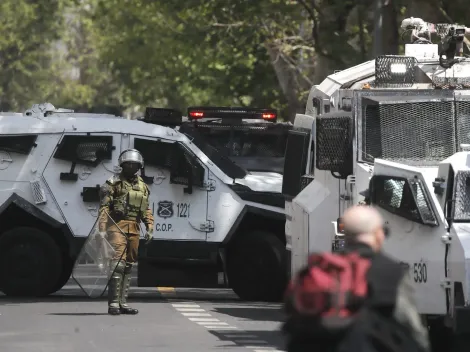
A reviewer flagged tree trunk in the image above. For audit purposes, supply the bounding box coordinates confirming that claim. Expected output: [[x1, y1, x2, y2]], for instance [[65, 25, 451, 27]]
[[381, 0, 399, 55], [265, 44, 302, 122]]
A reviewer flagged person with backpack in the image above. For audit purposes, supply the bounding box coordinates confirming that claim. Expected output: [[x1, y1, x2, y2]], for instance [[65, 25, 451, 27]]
[[282, 205, 430, 352]]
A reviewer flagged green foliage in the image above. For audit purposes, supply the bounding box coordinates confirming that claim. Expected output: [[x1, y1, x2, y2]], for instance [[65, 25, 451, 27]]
[[4, 0, 470, 119], [90, 0, 309, 117], [46, 1, 126, 113], [0, 0, 67, 110]]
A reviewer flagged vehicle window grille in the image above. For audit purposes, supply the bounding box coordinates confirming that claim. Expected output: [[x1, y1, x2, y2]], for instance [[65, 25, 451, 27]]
[[363, 101, 455, 166], [0, 135, 37, 154]]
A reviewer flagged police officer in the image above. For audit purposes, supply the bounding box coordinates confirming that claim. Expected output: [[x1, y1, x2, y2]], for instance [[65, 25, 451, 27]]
[[98, 149, 154, 315]]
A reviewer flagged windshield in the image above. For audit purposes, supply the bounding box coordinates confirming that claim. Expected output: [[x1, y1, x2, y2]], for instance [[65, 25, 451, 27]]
[[180, 122, 291, 174]]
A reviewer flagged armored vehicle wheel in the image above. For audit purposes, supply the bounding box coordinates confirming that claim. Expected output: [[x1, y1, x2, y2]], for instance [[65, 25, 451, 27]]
[[227, 230, 287, 302], [47, 256, 74, 295], [0, 227, 62, 297]]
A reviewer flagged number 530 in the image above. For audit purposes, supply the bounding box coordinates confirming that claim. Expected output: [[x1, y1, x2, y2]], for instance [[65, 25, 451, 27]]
[[413, 262, 427, 283]]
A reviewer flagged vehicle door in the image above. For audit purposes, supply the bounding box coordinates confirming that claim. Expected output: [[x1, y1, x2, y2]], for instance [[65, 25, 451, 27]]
[[369, 161, 447, 315], [130, 135, 210, 241], [42, 132, 123, 237]]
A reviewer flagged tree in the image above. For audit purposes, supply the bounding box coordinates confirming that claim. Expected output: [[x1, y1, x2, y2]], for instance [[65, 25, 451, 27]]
[[87, 0, 315, 120], [46, 1, 126, 115], [0, 0, 69, 111]]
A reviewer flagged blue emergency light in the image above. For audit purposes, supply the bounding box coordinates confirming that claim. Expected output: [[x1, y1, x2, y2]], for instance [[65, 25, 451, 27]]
[[187, 106, 278, 122]]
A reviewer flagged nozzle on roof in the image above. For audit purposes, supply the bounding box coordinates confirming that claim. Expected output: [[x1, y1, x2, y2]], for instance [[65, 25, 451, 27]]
[[24, 103, 74, 117]]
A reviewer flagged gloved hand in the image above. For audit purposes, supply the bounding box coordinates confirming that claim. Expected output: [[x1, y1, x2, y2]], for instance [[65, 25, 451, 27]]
[[144, 228, 153, 244]]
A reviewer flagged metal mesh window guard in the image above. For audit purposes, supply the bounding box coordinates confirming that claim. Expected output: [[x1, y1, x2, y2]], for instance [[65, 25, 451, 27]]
[[54, 135, 113, 165], [456, 101, 470, 146], [453, 171, 470, 221], [373, 177, 424, 223], [363, 101, 455, 166], [316, 113, 353, 172], [409, 178, 438, 225], [374, 56, 417, 87], [0, 135, 37, 154], [77, 142, 109, 162]]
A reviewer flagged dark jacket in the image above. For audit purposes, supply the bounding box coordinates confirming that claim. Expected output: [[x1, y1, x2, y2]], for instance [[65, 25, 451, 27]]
[[284, 242, 430, 352], [346, 242, 430, 351]]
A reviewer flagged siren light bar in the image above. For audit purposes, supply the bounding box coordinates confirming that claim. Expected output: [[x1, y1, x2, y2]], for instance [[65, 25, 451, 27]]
[[143, 107, 182, 126], [187, 106, 278, 122]]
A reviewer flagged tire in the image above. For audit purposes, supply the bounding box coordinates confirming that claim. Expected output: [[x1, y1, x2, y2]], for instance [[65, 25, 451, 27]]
[[0, 227, 63, 297], [227, 230, 288, 302], [47, 255, 73, 295]]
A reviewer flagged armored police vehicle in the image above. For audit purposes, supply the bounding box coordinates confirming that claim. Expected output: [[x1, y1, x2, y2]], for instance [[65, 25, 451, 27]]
[[282, 18, 470, 350], [0, 103, 287, 302]]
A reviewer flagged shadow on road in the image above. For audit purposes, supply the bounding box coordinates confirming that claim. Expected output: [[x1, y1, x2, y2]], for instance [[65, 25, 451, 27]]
[[47, 312, 109, 316], [0, 288, 279, 305], [210, 329, 286, 351], [213, 306, 285, 322], [0, 290, 241, 305], [0, 293, 167, 305]]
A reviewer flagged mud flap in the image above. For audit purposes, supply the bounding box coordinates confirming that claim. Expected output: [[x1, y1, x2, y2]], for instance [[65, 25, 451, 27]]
[[72, 211, 128, 298]]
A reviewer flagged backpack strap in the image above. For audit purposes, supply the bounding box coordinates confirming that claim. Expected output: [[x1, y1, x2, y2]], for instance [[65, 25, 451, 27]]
[[344, 253, 371, 312]]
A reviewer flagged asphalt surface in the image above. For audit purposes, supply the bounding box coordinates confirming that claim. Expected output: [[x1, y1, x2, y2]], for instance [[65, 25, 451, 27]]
[[0, 267, 287, 352]]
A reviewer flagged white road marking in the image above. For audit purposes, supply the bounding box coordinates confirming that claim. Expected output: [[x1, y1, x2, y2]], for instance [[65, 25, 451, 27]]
[[188, 318, 220, 322], [176, 308, 205, 312], [203, 326, 238, 329], [169, 301, 283, 351], [181, 312, 212, 317]]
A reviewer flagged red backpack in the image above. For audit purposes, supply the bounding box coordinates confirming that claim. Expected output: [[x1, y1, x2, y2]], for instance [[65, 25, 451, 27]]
[[284, 251, 371, 332]]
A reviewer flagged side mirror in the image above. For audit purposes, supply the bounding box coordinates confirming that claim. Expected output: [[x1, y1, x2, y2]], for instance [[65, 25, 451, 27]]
[[315, 111, 353, 180]]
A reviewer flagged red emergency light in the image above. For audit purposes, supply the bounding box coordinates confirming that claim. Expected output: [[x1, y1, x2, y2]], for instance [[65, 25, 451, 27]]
[[189, 111, 204, 118], [187, 106, 278, 122], [262, 113, 276, 120]]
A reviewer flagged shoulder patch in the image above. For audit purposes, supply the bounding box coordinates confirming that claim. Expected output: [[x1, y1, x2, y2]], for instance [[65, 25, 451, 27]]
[[106, 175, 121, 185]]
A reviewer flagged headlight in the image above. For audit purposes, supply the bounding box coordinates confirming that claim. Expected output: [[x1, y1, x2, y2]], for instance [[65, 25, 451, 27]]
[[390, 63, 407, 74]]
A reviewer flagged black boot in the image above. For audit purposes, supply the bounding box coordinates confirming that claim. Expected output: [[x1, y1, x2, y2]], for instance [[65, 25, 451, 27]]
[[108, 260, 125, 315], [119, 263, 138, 315]]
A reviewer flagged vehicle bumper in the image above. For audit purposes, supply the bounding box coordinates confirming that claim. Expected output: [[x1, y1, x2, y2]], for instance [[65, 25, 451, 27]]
[[454, 306, 470, 334]]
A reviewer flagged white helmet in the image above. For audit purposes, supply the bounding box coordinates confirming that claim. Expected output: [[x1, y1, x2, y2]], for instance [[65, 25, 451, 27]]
[[118, 149, 144, 168]]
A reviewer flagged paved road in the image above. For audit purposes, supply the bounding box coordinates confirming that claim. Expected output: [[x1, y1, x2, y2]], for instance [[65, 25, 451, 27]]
[[0, 272, 286, 352]]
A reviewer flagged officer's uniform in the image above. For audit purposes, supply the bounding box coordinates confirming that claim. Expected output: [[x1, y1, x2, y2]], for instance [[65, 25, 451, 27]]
[[98, 149, 154, 315]]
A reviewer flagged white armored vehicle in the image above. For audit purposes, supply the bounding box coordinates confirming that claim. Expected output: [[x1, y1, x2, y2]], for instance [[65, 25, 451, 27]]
[[0, 103, 288, 301], [282, 18, 470, 349]]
